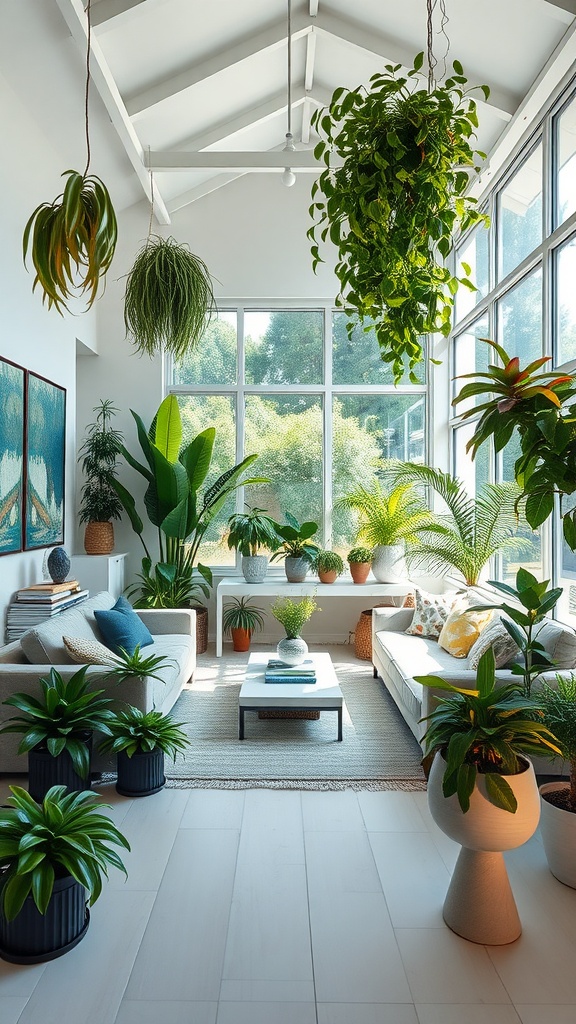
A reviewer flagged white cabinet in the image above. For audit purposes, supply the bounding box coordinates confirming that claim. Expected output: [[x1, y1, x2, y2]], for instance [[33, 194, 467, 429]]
[[69, 553, 127, 600]]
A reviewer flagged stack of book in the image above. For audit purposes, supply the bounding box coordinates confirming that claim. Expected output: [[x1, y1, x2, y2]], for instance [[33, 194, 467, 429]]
[[6, 581, 89, 643], [264, 658, 317, 684]]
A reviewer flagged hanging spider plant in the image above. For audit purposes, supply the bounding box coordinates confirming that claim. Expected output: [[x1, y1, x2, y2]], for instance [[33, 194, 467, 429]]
[[22, 0, 117, 313], [123, 235, 216, 359]]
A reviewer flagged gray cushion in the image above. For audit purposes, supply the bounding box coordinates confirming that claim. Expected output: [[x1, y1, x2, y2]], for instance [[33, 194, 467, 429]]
[[536, 619, 576, 669], [467, 616, 520, 671], [20, 592, 116, 665]]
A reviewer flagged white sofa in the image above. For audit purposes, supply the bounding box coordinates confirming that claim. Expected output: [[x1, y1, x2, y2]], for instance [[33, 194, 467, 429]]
[[0, 592, 196, 774], [371, 604, 576, 774]]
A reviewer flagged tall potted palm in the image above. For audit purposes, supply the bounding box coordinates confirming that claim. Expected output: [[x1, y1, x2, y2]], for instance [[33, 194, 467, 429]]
[[78, 399, 124, 554]]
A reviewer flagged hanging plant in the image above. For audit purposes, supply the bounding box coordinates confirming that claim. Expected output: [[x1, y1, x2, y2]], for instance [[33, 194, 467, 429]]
[[308, 51, 489, 382], [123, 235, 216, 359], [22, 0, 117, 313]]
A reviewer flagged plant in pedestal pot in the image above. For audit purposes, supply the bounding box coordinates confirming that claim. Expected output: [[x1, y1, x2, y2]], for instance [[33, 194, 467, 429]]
[[269, 513, 319, 582], [99, 705, 188, 797], [271, 595, 319, 666], [347, 547, 373, 584], [415, 648, 561, 944], [78, 399, 124, 554], [313, 550, 344, 584], [538, 676, 576, 887], [222, 597, 266, 652], [0, 785, 129, 964], [226, 506, 279, 583]]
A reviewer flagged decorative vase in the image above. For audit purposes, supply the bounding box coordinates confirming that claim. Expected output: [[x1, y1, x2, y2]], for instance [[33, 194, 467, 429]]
[[0, 874, 89, 964], [427, 751, 540, 944], [47, 547, 70, 583], [231, 627, 252, 652], [349, 562, 371, 584], [284, 556, 309, 583], [371, 543, 408, 583], [318, 569, 338, 584], [116, 748, 165, 797], [276, 635, 308, 665], [84, 521, 114, 555], [539, 782, 576, 888], [241, 555, 268, 583]]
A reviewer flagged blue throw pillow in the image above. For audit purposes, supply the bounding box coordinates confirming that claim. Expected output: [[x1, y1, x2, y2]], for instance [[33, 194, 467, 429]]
[[94, 597, 153, 656]]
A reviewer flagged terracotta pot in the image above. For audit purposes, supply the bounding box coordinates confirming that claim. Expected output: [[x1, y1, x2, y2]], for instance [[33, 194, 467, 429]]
[[231, 627, 252, 652], [84, 521, 114, 555], [349, 561, 371, 584], [318, 568, 338, 584], [539, 782, 576, 888]]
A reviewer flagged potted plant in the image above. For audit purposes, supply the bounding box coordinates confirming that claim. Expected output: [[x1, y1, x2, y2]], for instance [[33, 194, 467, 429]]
[[269, 513, 319, 582], [414, 648, 560, 943], [347, 546, 373, 584], [226, 506, 279, 583], [313, 550, 344, 584], [78, 399, 124, 555], [0, 784, 129, 963], [538, 675, 576, 887], [222, 597, 266, 652], [0, 667, 115, 802], [271, 595, 319, 666], [309, 53, 489, 382], [98, 705, 188, 797], [335, 481, 437, 583]]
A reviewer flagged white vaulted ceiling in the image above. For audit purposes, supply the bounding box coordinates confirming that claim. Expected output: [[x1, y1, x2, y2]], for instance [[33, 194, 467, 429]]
[[3, 0, 576, 224]]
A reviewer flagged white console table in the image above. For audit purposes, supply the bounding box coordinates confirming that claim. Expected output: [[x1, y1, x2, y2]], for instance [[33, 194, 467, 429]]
[[216, 575, 413, 656]]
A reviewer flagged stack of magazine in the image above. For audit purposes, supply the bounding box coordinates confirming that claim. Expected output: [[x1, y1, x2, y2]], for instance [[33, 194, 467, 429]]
[[264, 658, 317, 684], [6, 581, 89, 643]]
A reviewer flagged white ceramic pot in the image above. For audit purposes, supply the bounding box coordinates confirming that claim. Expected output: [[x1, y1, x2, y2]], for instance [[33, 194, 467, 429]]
[[284, 556, 308, 583], [276, 636, 308, 666], [241, 555, 268, 583], [427, 751, 540, 944], [539, 782, 576, 888], [371, 543, 407, 583]]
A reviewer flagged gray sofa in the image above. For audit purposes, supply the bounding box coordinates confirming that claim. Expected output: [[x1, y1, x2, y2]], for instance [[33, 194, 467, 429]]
[[372, 604, 576, 774], [0, 592, 196, 774]]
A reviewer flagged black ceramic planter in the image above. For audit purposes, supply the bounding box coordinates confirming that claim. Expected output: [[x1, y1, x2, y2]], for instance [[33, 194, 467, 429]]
[[0, 874, 89, 964], [28, 735, 93, 803], [116, 748, 165, 797]]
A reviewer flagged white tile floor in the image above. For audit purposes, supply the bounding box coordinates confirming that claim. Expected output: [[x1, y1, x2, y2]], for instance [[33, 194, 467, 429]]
[[1, 778, 575, 1024]]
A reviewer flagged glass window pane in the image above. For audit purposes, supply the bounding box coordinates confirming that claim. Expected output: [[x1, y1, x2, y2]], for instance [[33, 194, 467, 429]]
[[500, 430, 542, 584], [453, 315, 490, 412], [555, 94, 576, 227], [497, 144, 542, 280], [452, 421, 490, 498], [245, 310, 323, 384], [176, 395, 237, 566], [332, 312, 425, 385], [557, 236, 576, 364], [244, 395, 323, 543], [172, 311, 237, 385], [497, 269, 542, 365], [455, 226, 490, 323]]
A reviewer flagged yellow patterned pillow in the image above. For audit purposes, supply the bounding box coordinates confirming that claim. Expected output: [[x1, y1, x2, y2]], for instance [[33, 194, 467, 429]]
[[438, 601, 493, 659]]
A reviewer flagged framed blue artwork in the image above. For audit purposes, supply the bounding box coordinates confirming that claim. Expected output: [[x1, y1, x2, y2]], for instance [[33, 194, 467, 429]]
[[25, 371, 66, 550], [0, 357, 25, 555]]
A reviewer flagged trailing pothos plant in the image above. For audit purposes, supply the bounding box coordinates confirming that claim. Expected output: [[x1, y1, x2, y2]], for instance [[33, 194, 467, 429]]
[[452, 338, 576, 547], [308, 52, 489, 382]]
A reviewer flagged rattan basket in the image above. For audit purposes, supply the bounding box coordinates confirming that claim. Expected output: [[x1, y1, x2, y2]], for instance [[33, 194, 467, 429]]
[[258, 709, 321, 720], [354, 602, 396, 661], [193, 605, 208, 655], [84, 521, 114, 555]]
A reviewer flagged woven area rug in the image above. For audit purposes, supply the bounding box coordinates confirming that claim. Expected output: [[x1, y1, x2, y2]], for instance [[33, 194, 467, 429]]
[[164, 644, 426, 791]]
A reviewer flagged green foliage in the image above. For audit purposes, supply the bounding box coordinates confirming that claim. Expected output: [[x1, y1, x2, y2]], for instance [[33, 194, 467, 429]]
[[226, 507, 279, 556], [416, 648, 561, 814], [271, 596, 319, 639], [98, 705, 188, 760], [539, 675, 576, 811], [469, 568, 563, 696], [452, 338, 576, 547], [393, 463, 531, 586], [269, 513, 319, 563], [309, 54, 489, 381], [124, 236, 216, 359], [0, 785, 130, 921], [127, 558, 209, 610], [78, 399, 124, 524], [334, 480, 437, 547], [23, 170, 117, 314], [347, 546, 373, 564], [0, 667, 115, 780], [222, 597, 266, 635], [314, 550, 345, 575], [103, 644, 175, 687]]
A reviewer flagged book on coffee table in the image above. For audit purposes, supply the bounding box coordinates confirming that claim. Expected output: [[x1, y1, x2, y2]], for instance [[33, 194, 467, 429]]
[[265, 658, 317, 684]]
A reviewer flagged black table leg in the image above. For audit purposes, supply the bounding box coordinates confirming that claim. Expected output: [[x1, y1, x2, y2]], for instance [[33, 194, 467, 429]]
[[337, 707, 343, 741], [239, 706, 245, 740]]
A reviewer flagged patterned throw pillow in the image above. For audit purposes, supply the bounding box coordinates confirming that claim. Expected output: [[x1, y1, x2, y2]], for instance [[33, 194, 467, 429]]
[[467, 616, 521, 670], [402, 592, 416, 608], [404, 588, 458, 640], [438, 600, 493, 659], [63, 636, 117, 666]]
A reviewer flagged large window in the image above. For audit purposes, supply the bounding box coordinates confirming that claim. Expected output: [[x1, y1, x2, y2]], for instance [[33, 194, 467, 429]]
[[169, 309, 427, 567]]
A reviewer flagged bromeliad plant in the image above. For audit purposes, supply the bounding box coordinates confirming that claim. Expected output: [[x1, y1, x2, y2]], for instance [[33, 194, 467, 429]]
[[309, 52, 489, 381], [415, 647, 561, 813]]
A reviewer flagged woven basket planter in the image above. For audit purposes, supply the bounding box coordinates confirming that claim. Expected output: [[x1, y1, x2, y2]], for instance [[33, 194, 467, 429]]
[[258, 709, 320, 721], [354, 603, 396, 661], [193, 605, 208, 655], [84, 521, 114, 555]]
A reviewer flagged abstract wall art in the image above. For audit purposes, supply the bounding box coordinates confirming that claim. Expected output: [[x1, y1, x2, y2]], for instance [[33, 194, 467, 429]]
[[25, 371, 66, 550], [0, 358, 25, 555]]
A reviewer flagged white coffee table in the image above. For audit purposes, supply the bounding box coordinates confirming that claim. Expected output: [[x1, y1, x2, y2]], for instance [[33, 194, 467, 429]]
[[238, 652, 344, 741]]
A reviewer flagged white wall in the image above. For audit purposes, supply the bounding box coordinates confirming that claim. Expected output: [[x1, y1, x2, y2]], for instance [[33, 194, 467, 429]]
[[0, 70, 97, 634]]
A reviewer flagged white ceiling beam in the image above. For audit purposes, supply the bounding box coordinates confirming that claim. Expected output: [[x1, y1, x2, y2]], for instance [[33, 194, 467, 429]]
[[537, 0, 576, 22], [171, 87, 307, 153], [126, 13, 311, 119], [148, 151, 339, 172], [91, 0, 153, 28], [305, 29, 317, 92], [301, 98, 313, 145], [314, 10, 519, 121], [56, 0, 170, 223], [309, 0, 319, 16], [167, 173, 248, 213]]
